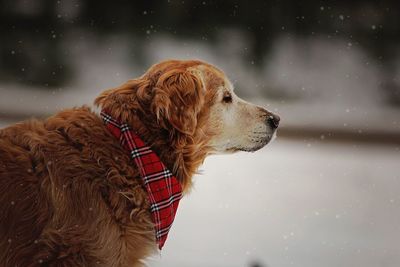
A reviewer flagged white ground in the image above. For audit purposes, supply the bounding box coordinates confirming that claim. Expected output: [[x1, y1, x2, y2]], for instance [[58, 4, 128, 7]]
[[147, 139, 400, 267]]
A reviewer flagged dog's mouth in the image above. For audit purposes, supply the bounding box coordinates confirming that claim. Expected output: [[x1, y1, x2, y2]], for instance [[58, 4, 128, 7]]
[[228, 131, 277, 153]]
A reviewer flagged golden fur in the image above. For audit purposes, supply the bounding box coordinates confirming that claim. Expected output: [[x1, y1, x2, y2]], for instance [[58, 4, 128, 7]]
[[0, 60, 223, 266], [0, 59, 277, 266]]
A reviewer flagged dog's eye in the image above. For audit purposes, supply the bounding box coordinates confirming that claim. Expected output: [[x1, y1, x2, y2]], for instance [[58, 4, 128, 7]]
[[222, 92, 232, 103]]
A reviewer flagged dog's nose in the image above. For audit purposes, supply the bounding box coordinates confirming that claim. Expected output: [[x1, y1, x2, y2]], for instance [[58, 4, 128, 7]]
[[267, 113, 280, 129]]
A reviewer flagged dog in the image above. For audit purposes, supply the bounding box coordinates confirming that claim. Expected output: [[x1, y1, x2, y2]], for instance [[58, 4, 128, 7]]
[[0, 59, 280, 266]]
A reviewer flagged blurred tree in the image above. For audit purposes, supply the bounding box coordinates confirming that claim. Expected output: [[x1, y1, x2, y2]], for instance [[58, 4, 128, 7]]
[[0, 0, 399, 101]]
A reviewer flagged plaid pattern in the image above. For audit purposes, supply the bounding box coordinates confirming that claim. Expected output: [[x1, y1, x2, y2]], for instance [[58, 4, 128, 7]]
[[101, 110, 182, 249]]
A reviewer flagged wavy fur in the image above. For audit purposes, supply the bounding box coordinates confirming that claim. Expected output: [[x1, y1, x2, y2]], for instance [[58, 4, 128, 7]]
[[0, 59, 220, 266]]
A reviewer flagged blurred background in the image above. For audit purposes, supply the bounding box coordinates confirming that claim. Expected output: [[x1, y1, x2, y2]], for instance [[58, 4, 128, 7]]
[[1, 0, 399, 266]]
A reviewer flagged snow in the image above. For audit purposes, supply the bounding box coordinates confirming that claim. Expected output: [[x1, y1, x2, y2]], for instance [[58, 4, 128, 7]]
[[147, 139, 400, 267]]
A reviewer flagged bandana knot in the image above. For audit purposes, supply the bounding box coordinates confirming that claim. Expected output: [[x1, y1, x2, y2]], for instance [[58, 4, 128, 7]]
[[100, 110, 182, 250]]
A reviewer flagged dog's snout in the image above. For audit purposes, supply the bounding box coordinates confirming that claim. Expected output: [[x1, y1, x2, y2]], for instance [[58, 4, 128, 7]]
[[267, 113, 280, 129]]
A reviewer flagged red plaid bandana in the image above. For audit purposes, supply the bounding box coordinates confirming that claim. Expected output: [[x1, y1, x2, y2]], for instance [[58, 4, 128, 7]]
[[100, 110, 182, 249]]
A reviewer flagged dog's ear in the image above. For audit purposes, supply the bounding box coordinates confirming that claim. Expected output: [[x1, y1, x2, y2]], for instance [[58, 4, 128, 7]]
[[151, 69, 204, 136]]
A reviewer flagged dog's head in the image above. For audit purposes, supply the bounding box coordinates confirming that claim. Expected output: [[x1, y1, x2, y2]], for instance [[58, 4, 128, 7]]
[[95, 60, 279, 190], [195, 64, 280, 153], [95, 59, 279, 154]]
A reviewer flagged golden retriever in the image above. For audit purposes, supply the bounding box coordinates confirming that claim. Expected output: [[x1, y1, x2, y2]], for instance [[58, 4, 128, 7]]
[[0, 59, 280, 266]]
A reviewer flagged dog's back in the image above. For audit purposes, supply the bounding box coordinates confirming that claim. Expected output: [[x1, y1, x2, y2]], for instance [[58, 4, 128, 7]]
[[0, 107, 154, 266], [0, 118, 52, 265]]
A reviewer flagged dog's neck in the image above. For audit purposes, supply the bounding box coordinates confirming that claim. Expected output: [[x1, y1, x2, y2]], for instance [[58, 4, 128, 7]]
[[108, 110, 211, 193], [138, 115, 211, 193]]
